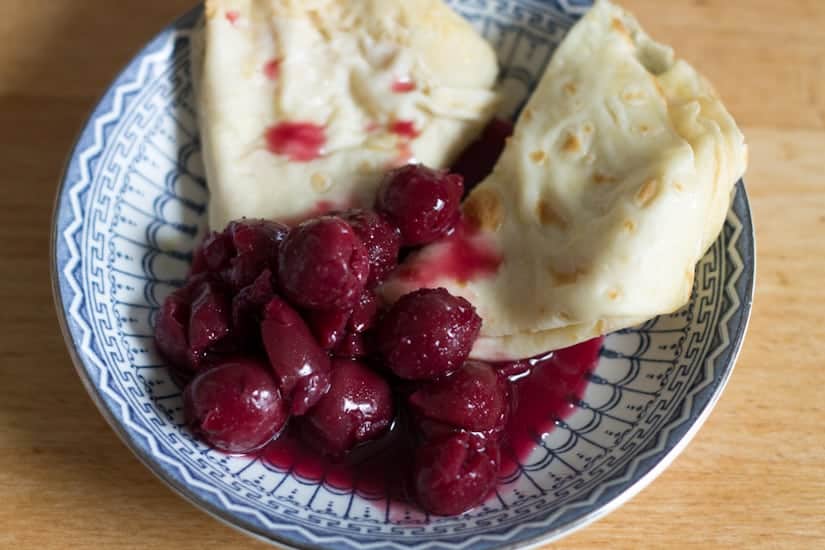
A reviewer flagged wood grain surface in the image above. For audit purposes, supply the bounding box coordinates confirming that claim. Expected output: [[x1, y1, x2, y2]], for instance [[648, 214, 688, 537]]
[[1, 1, 823, 548]]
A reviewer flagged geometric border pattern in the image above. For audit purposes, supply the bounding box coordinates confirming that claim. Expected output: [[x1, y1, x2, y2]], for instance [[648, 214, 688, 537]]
[[51, 2, 755, 549]]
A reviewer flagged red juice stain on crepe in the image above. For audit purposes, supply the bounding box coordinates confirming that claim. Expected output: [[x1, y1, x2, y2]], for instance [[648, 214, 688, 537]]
[[389, 120, 420, 139], [395, 219, 502, 286], [263, 59, 281, 80], [279, 200, 351, 227], [388, 142, 415, 169], [391, 78, 417, 93], [265, 122, 326, 162], [496, 337, 603, 474], [225, 10, 240, 25]]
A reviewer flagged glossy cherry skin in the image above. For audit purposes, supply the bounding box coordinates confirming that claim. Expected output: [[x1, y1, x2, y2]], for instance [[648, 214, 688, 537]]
[[300, 359, 394, 456], [348, 290, 379, 334], [332, 332, 369, 360], [277, 217, 370, 310], [187, 278, 232, 365], [408, 361, 509, 433], [376, 164, 464, 246], [225, 219, 288, 291], [261, 296, 332, 415], [341, 209, 402, 286], [155, 286, 192, 370], [190, 230, 234, 276], [413, 432, 499, 516], [305, 308, 350, 350], [183, 357, 289, 454], [376, 288, 482, 380], [231, 269, 276, 348]]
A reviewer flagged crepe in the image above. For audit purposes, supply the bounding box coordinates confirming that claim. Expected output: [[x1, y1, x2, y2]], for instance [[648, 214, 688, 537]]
[[381, 0, 748, 360], [193, 0, 500, 230]]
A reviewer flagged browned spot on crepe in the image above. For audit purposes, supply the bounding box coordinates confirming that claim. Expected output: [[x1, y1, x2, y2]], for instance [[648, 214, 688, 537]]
[[635, 178, 659, 207], [562, 133, 581, 153], [611, 17, 629, 35], [311, 172, 331, 192], [610, 17, 634, 45], [536, 199, 567, 229], [593, 172, 617, 184], [530, 150, 547, 164], [549, 266, 588, 286], [464, 188, 504, 231]]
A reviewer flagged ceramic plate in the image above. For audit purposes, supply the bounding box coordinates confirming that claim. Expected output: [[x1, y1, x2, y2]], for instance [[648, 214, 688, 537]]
[[51, 1, 755, 548]]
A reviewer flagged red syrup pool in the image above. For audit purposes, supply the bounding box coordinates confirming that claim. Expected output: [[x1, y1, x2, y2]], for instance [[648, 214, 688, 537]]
[[259, 414, 416, 503], [497, 336, 603, 476], [237, 337, 603, 509]]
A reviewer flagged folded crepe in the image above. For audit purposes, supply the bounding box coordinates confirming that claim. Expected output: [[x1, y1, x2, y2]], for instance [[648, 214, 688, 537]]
[[381, 0, 748, 360], [193, 0, 500, 230]]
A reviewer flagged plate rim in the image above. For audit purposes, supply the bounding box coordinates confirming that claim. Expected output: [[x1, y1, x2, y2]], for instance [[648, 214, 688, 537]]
[[50, 3, 756, 549]]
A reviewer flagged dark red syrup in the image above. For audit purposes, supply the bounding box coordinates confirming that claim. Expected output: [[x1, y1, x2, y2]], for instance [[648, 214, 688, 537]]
[[498, 337, 603, 474], [265, 122, 326, 162], [451, 118, 514, 194], [259, 415, 415, 503], [242, 337, 602, 507]]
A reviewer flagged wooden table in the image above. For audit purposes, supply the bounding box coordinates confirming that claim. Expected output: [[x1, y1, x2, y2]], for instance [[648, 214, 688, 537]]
[[1, 0, 822, 548]]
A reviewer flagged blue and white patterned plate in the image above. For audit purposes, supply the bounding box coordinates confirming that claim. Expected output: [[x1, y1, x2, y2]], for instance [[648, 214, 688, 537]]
[[51, 1, 755, 548]]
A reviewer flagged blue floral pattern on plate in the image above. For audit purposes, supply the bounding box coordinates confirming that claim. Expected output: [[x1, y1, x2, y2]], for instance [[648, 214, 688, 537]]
[[52, 1, 755, 548]]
